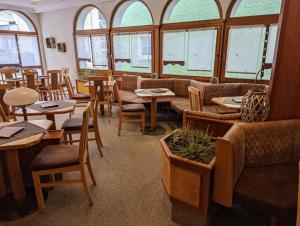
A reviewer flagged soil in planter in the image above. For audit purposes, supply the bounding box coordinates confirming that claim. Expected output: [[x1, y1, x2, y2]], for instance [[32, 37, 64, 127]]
[[167, 129, 216, 164]]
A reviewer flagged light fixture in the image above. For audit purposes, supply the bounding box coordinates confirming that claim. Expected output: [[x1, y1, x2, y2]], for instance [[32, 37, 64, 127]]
[[4, 88, 39, 121]]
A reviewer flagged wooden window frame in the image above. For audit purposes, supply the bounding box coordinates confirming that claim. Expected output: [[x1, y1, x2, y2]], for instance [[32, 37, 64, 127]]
[[0, 10, 44, 73], [159, 0, 224, 82], [220, 0, 280, 84], [110, 0, 157, 77], [73, 4, 110, 73]]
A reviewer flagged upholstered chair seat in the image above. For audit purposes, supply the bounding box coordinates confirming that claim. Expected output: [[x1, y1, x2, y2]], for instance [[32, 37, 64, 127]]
[[72, 93, 91, 100], [31, 145, 79, 171], [62, 118, 94, 131], [122, 104, 145, 112]]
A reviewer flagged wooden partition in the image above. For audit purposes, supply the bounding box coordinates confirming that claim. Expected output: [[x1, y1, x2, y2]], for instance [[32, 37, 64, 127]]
[[269, 0, 300, 120]]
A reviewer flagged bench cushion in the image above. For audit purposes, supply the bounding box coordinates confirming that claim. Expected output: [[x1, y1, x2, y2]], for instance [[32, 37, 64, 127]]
[[62, 118, 94, 131], [119, 90, 138, 104], [234, 162, 298, 217], [173, 79, 190, 97], [170, 97, 190, 114]]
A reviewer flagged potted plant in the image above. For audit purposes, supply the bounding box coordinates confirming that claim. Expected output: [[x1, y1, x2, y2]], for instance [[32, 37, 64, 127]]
[[160, 128, 216, 217], [76, 70, 95, 94]]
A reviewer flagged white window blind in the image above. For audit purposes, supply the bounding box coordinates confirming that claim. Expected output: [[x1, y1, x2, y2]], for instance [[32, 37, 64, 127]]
[[163, 31, 185, 61], [187, 29, 216, 71], [91, 35, 108, 68], [0, 34, 19, 65], [226, 26, 265, 74], [76, 36, 92, 69], [266, 24, 278, 64], [131, 33, 151, 68], [18, 35, 41, 67], [113, 34, 130, 59]]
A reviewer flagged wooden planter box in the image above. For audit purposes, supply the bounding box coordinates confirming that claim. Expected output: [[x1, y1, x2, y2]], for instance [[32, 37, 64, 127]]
[[160, 134, 215, 217]]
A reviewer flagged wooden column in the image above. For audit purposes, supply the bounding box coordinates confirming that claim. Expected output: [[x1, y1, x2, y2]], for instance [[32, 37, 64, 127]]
[[269, 0, 300, 120]]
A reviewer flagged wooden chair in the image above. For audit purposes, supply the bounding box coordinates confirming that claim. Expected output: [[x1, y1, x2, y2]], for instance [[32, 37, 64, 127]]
[[0, 104, 8, 122], [31, 103, 96, 212], [60, 67, 69, 97], [23, 71, 39, 90], [0, 68, 17, 80], [39, 70, 64, 100], [188, 86, 202, 111], [62, 90, 103, 157], [114, 83, 145, 136], [89, 76, 112, 123], [64, 75, 90, 104]]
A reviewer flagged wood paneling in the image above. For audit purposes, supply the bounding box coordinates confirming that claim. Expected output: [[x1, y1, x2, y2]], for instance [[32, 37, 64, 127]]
[[269, 0, 300, 120]]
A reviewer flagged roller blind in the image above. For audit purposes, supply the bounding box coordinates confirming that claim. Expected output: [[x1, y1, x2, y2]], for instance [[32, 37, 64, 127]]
[[0, 34, 19, 65], [91, 35, 108, 67], [163, 31, 185, 62], [113, 34, 130, 60], [18, 35, 41, 67]]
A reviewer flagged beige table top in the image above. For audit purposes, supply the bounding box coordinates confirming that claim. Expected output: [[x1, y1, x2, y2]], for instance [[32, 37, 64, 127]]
[[211, 96, 243, 110], [135, 88, 175, 98], [0, 119, 52, 150], [14, 100, 76, 116]]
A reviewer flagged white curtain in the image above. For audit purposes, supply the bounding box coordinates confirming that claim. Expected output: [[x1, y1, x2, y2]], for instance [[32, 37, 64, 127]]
[[113, 34, 130, 59], [131, 33, 151, 68], [0, 34, 19, 65], [163, 31, 185, 62], [91, 35, 108, 68], [266, 24, 278, 64], [76, 36, 92, 69], [18, 35, 41, 67], [226, 26, 265, 74], [187, 29, 216, 71]]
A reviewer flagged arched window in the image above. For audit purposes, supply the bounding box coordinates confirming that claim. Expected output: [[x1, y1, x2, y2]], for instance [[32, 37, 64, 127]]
[[111, 0, 154, 74], [222, 0, 282, 82], [0, 10, 42, 72], [161, 0, 222, 79], [74, 5, 109, 70]]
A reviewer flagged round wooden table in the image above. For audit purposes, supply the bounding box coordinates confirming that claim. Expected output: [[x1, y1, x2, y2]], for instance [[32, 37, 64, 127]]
[[0, 120, 52, 220], [14, 100, 76, 129], [135, 88, 175, 136]]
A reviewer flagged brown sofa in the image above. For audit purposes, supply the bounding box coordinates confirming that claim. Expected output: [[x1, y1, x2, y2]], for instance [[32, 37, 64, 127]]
[[119, 75, 268, 115], [213, 120, 300, 225]]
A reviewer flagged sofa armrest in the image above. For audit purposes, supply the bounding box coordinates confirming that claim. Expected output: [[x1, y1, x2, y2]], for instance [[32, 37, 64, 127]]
[[213, 124, 246, 207]]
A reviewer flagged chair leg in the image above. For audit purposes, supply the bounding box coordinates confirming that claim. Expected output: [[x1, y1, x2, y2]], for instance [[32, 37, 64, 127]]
[[68, 134, 73, 144], [86, 154, 96, 185], [94, 129, 103, 157], [32, 173, 46, 212], [118, 116, 122, 136], [80, 167, 94, 206], [141, 113, 145, 134]]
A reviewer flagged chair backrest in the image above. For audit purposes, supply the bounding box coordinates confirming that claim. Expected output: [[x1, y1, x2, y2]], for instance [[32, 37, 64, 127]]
[[79, 102, 91, 165], [47, 70, 62, 89], [64, 75, 74, 97], [95, 70, 112, 81], [188, 86, 202, 111], [61, 67, 69, 76], [22, 67, 35, 73], [0, 68, 17, 79], [23, 72, 38, 90], [113, 83, 122, 111], [88, 76, 108, 102]]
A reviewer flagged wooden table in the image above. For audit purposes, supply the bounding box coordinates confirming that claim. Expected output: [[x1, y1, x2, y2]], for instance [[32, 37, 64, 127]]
[[135, 88, 175, 135], [211, 96, 243, 110], [14, 100, 76, 129]]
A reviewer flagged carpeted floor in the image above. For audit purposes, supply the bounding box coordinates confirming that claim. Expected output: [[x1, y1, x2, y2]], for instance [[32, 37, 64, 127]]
[[2, 106, 295, 226]]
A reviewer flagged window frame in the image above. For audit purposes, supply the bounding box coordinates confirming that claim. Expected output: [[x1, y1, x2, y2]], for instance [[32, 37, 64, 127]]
[[0, 10, 43, 72], [73, 4, 110, 73], [160, 0, 224, 82], [110, 0, 157, 77], [220, 0, 280, 84]]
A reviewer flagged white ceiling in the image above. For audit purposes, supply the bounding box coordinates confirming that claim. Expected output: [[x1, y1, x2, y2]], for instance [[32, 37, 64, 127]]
[[0, 0, 114, 13]]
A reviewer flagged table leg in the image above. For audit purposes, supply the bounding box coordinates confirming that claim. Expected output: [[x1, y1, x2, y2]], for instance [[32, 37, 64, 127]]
[[4, 149, 25, 200], [46, 114, 56, 130], [151, 97, 157, 129]]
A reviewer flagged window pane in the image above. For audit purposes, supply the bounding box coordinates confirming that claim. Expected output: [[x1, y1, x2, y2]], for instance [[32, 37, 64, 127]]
[[18, 36, 41, 67], [163, 0, 220, 24], [0, 10, 35, 32], [0, 34, 19, 66], [266, 25, 278, 64], [76, 7, 107, 30], [113, 0, 153, 27], [225, 26, 266, 79], [231, 0, 282, 17], [76, 36, 92, 69], [113, 32, 152, 73], [91, 35, 108, 69], [162, 29, 216, 77]]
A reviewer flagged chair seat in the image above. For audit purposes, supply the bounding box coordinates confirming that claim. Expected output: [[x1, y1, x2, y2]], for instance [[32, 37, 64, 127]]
[[234, 162, 298, 217], [62, 118, 94, 131], [30, 145, 79, 171], [72, 93, 91, 100], [203, 105, 238, 114], [122, 104, 145, 112]]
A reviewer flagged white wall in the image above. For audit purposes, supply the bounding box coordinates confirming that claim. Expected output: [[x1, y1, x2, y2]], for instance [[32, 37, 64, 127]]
[[2, 0, 233, 77]]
